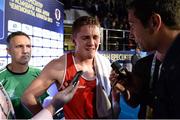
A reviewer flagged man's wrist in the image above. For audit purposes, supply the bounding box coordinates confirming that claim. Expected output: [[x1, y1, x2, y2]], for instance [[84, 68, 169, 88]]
[[122, 88, 130, 100], [46, 104, 56, 116], [121, 88, 127, 95]]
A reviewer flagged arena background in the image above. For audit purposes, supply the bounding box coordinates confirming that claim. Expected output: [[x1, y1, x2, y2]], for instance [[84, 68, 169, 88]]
[[0, 0, 142, 118]]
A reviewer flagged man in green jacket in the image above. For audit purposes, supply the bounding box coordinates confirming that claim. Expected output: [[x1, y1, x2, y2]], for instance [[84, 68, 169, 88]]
[[0, 31, 47, 118]]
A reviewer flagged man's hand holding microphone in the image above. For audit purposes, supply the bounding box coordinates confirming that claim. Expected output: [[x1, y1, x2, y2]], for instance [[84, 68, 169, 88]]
[[110, 60, 131, 100]]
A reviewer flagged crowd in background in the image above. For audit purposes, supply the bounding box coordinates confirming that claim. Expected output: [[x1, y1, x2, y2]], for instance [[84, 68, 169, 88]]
[[62, 0, 130, 30]]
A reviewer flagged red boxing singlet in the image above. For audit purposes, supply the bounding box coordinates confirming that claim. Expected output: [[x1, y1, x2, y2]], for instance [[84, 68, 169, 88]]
[[63, 53, 97, 119]]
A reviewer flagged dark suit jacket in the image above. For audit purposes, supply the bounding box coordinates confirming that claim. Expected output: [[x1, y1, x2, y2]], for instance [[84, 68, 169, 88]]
[[154, 34, 180, 118], [128, 34, 180, 118]]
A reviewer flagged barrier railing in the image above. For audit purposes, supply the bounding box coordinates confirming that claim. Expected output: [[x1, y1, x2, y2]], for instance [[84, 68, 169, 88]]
[[100, 28, 136, 51], [64, 25, 136, 51]]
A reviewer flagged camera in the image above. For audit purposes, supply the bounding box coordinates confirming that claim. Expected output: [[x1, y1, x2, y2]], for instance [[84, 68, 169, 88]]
[[111, 60, 129, 85]]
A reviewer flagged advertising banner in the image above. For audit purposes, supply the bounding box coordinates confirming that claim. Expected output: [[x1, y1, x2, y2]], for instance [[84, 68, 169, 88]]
[[0, 0, 64, 69]]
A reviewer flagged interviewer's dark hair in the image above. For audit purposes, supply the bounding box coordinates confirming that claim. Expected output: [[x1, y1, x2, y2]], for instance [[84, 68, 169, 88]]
[[6, 31, 30, 46], [127, 0, 180, 30]]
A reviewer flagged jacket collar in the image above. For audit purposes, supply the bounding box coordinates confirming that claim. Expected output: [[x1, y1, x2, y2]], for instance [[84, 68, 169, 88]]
[[163, 34, 180, 67]]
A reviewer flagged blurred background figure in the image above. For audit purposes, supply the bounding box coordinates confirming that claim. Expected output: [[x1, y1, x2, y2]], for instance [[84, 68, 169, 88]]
[[131, 47, 141, 68]]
